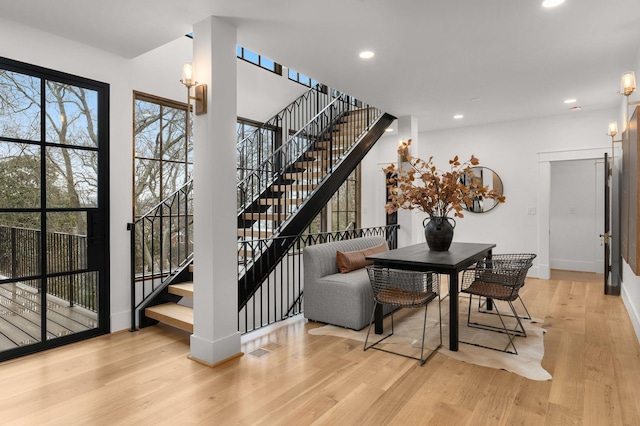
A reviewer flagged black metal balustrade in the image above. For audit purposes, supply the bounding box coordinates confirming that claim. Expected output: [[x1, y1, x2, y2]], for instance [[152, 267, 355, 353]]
[[238, 224, 399, 334], [128, 180, 193, 330], [237, 95, 379, 219], [237, 83, 333, 189], [0, 225, 96, 311], [237, 100, 392, 308]]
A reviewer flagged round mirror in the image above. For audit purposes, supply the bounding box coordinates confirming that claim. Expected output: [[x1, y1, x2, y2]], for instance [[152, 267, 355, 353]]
[[459, 167, 504, 213]]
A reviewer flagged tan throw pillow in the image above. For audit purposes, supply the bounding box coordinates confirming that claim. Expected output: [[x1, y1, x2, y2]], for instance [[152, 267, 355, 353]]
[[336, 243, 388, 273]]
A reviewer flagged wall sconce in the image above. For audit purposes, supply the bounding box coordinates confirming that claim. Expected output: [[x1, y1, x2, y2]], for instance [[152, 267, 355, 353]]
[[608, 121, 621, 164], [397, 140, 410, 169], [619, 71, 636, 97], [180, 62, 207, 115]]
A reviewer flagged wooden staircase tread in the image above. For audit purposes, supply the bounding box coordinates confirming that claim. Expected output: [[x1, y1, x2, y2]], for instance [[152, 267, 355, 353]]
[[168, 282, 193, 298], [145, 303, 193, 333], [271, 184, 315, 191], [258, 198, 303, 205], [282, 173, 326, 181], [242, 212, 287, 221], [237, 229, 273, 238]]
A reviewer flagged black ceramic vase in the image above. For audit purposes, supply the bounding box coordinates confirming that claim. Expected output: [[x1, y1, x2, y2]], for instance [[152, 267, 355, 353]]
[[423, 216, 456, 251]]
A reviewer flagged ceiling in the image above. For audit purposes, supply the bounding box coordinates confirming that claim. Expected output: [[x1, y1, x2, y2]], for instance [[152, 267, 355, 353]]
[[2, 0, 640, 132]]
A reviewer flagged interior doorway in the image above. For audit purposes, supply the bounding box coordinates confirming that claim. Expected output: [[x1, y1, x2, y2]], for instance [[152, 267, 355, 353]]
[[538, 147, 615, 279], [549, 159, 604, 273]]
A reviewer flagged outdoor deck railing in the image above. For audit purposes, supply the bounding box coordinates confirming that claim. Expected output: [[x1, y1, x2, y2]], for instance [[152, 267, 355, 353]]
[[0, 225, 96, 311]]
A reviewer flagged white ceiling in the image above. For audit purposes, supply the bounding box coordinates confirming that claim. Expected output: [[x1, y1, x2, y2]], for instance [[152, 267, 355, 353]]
[[2, 0, 640, 132]]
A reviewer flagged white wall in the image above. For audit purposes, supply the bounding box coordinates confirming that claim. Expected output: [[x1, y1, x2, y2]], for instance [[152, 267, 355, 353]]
[[131, 36, 308, 122], [362, 109, 617, 280], [549, 159, 604, 273], [237, 64, 307, 121]]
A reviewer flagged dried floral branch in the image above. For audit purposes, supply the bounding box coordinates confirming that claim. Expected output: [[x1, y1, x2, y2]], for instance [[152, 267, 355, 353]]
[[383, 139, 505, 218]]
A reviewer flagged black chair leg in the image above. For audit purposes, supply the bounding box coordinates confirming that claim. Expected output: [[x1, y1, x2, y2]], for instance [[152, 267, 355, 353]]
[[365, 301, 441, 366], [462, 294, 519, 355], [364, 302, 395, 351]]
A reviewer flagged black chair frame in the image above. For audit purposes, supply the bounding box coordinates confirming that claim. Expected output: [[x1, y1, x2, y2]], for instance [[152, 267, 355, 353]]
[[364, 266, 442, 366], [460, 257, 534, 355]]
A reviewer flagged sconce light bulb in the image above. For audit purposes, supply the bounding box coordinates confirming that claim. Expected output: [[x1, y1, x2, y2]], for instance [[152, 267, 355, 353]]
[[608, 122, 618, 137], [181, 62, 196, 87], [621, 71, 636, 96]]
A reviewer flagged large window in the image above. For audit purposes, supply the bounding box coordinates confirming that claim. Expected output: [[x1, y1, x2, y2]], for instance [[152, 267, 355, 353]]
[[331, 167, 360, 231], [133, 92, 191, 219], [306, 166, 361, 234]]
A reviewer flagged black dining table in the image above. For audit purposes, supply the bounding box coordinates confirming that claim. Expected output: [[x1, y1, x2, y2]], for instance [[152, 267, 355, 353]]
[[366, 241, 495, 351]]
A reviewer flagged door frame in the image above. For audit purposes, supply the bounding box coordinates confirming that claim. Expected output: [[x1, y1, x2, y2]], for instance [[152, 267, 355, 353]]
[[0, 57, 110, 360], [538, 146, 618, 279]]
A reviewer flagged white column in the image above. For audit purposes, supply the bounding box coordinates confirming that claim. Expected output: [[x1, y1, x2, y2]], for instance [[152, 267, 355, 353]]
[[190, 16, 241, 365], [396, 115, 420, 247]]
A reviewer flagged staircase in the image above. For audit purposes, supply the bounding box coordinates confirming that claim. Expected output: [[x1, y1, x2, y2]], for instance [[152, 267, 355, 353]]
[[145, 273, 194, 333], [130, 86, 395, 334], [237, 100, 395, 309]]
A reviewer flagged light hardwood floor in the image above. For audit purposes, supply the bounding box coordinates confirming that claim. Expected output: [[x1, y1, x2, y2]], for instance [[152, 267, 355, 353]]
[[1, 272, 639, 425]]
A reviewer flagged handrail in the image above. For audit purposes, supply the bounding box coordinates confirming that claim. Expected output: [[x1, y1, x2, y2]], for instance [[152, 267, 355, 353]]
[[128, 179, 194, 330], [135, 178, 194, 220], [236, 93, 346, 204], [236, 110, 395, 309], [237, 96, 379, 213], [236, 83, 325, 149], [237, 83, 331, 182]]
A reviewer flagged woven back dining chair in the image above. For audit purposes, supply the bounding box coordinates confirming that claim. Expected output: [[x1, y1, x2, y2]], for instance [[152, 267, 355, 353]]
[[460, 256, 534, 355], [364, 266, 442, 366], [474, 254, 537, 320]]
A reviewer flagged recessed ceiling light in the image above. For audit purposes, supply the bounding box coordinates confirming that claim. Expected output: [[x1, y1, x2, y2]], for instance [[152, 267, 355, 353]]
[[470, 98, 481, 102], [542, 0, 565, 8], [359, 51, 374, 59], [564, 98, 577, 104], [454, 114, 464, 119]]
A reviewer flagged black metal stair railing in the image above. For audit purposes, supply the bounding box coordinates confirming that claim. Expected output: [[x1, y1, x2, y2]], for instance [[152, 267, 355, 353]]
[[237, 83, 333, 186], [237, 94, 380, 241], [237, 92, 396, 309], [238, 224, 399, 334], [128, 179, 193, 330]]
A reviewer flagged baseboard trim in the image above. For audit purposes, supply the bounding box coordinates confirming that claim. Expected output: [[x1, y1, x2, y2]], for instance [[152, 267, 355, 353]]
[[188, 351, 244, 368], [621, 285, 640, 345], [549, 259, 599, 274]]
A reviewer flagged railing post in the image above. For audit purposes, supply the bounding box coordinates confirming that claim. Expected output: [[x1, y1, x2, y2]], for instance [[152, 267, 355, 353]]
[[127, 222, 137, 332], [67, 234, 74, 307], [11, 227, 17, 279]]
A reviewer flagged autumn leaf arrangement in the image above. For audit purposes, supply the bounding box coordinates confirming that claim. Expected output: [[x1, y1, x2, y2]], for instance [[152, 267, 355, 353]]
[[383, 139, 505, 218]]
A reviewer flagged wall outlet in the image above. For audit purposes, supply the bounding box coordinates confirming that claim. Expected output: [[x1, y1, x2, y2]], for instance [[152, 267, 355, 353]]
[[528, 207, 537, 215]]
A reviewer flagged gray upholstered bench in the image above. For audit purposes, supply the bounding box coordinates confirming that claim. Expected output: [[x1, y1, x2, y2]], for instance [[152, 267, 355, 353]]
[[303, 236, 394, 330]]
